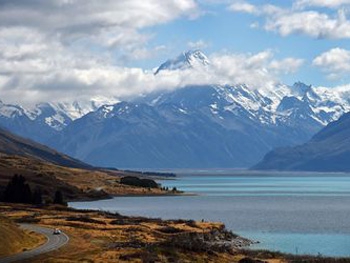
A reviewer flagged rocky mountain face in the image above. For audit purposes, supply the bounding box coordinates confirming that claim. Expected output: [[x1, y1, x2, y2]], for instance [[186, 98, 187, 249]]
[[48, 80, 350, 168], [253, 112, 350, 172], [1, 50, 350, 168]]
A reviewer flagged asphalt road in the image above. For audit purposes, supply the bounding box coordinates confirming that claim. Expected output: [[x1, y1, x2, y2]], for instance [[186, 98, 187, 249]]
[[0, 224, 69, 263]]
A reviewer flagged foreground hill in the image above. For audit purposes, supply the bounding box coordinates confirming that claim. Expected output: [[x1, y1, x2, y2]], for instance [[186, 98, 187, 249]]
[[0, 154, 169, 201], [253, 112, 350, 172], [0, 127, 170, 201], [0, 126, 90, 169], [0, 215, 45, 257]]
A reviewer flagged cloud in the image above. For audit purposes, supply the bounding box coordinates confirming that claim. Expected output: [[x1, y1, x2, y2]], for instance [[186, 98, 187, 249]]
[[228, 1, 258, 14], [187, 40, 209, 49], [229, 1, 350, 39], [0, 44, 304, 104], [265, 9, 350, 39], [269, 58, 305, 74], [0, 1, 305, 105], [0, 0, 199, 104], [313, 48, 350, 79], [207, 51, 304, 88], [294, 0, 350, 9]]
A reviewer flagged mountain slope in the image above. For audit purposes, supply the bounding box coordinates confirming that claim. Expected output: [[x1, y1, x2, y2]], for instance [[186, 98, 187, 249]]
[[253, 112, 350, 172], [49, 84, 328, 168], [0, 126, 90, 169]]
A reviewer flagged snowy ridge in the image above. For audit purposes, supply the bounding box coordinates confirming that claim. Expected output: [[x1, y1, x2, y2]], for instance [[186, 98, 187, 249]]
[[154, 50, 210, 75], [0, 96, 120, 131]]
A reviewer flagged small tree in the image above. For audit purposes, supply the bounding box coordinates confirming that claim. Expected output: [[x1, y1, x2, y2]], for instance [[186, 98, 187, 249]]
[[32, 188, 43, 205], [53, 190, 66, 206], [2, 174, 33, 204]]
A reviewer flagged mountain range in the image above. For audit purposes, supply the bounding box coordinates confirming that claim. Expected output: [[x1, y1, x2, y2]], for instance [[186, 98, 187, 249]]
[[1, 50, 350, 169], [0, 97, 119, 144], [254, 112, 350, 172]]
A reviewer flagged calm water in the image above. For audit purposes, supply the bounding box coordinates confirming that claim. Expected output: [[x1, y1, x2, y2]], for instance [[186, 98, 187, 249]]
[[70, 171, 350, 257]]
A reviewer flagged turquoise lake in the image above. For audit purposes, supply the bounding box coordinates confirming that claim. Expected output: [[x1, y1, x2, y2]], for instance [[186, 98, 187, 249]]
[[70, 170, 350, 257]]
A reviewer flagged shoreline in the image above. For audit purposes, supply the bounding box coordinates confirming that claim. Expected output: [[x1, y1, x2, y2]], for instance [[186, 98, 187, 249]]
[[1, 202, 350, 262], [0, 202, 255, 262], [68, 190, 197, 203]]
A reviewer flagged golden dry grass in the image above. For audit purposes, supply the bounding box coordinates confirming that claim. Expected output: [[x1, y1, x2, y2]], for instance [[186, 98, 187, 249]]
[[0, 154, 170, 201], [0, 203, 248, 263], [0, 204, 335, 263], [0, 215, 46, 257]]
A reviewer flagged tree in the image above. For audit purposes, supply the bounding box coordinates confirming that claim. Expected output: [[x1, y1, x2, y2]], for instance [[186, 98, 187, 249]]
[[32, 188, 43, 205], [53, 190, 66, 205], [2, 174, 33, 204]]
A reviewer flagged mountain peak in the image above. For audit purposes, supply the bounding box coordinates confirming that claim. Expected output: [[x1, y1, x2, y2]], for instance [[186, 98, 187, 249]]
[[154, 49, 209, 75], [292, 81, 312, 96]]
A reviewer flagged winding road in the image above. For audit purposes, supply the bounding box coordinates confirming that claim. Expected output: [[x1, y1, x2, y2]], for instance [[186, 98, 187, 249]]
[[0, 224, 69, 263]]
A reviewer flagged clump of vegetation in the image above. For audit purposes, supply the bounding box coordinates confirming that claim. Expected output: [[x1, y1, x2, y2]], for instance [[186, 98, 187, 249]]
[[120, 176, 159, 188], [157, 226, 184, 234], [0, 174, 67, 206], [239, 258, 267, 263], [66, 216, 106, 225], [122, 170, 176, 177], [1, 174, 37, 204], [53, 190, 67, 206]]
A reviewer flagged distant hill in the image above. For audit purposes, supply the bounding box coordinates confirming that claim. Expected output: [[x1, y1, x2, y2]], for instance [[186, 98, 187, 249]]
[[253, 112, 350, 172], [0, 126, 90, 169]]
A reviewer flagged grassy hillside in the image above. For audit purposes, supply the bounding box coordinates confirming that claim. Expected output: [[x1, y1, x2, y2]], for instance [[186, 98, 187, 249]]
[[0, 154, 170, 201], [0, 215, 45, 257]]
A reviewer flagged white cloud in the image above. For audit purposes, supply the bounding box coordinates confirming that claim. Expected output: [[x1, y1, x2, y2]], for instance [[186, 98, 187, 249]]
[[295, 0, 350, 9], [0, 0, 199, 104], [269, 58, 305, 74], [207, 51, 304, 88], [0, 42, 304, 104], [228, 1, 258, 14], [0, 1, 306, 105], [265, 9, 350, 39], [229, 1, 350, 39], [188, 40, 209, 49], [313, 48, 350, 79]]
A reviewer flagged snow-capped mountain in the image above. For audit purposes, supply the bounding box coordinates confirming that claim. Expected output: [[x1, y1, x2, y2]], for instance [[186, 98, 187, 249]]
[[0, 97, 119, 144], [154, 50, 210, 75], [48, 80, 350, 168], [1, 50, 350, 168]]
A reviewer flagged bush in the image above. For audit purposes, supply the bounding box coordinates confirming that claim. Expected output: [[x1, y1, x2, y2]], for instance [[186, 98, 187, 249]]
[[239, 258, 267, 263], [157, 226, 183, 234], [120, 176, 159, 188]]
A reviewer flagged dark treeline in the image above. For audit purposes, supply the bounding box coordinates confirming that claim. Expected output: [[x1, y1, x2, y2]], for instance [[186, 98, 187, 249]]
[[122, 170, 176, 178], [0, 174, 66, 206]]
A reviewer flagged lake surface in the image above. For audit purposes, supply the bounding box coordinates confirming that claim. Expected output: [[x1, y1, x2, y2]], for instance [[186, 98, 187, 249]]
[[70, 170, 350, 257]]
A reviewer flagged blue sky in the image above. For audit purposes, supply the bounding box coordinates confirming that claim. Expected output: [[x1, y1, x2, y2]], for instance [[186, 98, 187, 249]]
[[0, 0, 350, 104], [138, 0, 350, 87]]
